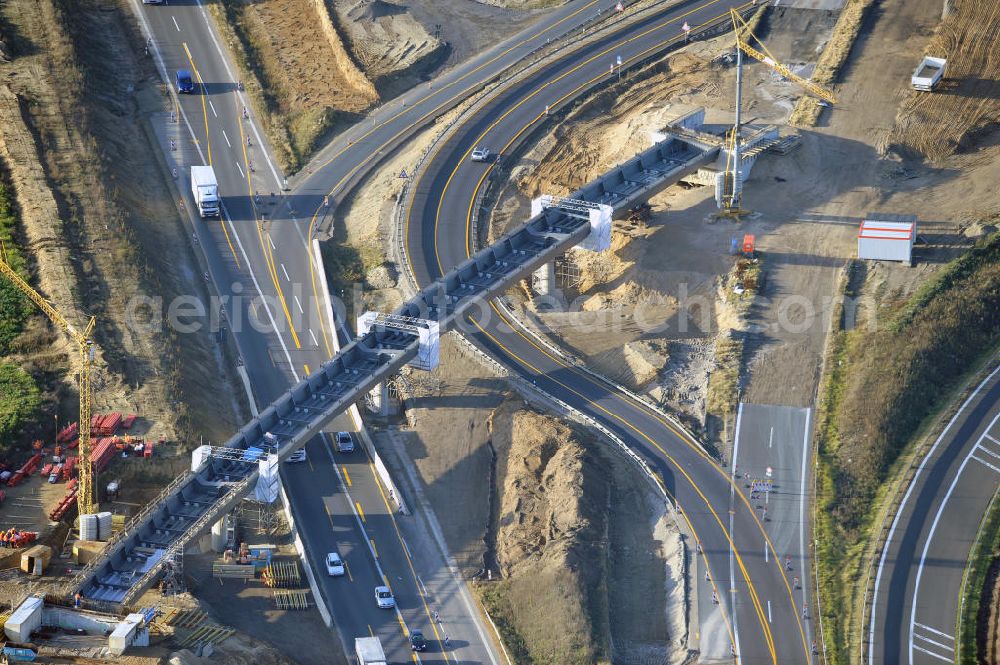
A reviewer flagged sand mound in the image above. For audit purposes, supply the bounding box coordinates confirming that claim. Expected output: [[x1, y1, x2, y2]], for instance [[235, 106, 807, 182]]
[[486, 402, 611, 662], [338, 0, 445, 86]]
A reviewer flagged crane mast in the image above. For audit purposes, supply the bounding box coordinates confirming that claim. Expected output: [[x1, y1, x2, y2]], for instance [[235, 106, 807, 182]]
[[722, 7, 836, 214], [0, 244, 97, 516]]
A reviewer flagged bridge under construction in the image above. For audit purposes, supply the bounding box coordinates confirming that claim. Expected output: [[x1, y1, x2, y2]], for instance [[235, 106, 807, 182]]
[[70, 130, 718, 607]]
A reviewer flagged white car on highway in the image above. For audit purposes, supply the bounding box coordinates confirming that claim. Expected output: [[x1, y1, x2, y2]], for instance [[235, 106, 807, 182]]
[[325, 552, 345, 577], [375, 585, 395, 609], [470, 147, 492, 162], [286, 449, 307, 464], [334, 431, 355, 453]]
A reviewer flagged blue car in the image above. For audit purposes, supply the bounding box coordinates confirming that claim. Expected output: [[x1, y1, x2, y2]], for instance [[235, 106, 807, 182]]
[[176, 69, 194, 94]]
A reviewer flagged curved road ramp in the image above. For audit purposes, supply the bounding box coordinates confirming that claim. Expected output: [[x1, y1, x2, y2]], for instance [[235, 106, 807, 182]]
[[70, 133, 716, 607]]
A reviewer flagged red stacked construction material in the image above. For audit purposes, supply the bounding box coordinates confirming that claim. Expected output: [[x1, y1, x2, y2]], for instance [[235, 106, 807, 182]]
[[122, 414, 137, 429], [57, 422, 79, 443], [40, 463, 53, 477], [62, 457, 77, 480], [7, 454, 43, 487], [91, 438, 117, 474], [143, 441, 153, 458], [49, 488, 77, 521], [66, 478, 77, 491], [91, 413, 122, 437], [0, 528, 37, 548]]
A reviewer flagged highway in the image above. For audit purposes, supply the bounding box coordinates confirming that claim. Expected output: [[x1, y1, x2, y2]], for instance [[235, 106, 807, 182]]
[[401, 0, 815, 661], [132, 0, 812, 662], [868, 361, 1000, 665]]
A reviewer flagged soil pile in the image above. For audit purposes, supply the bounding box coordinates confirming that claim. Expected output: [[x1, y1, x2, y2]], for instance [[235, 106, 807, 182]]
[[484, 401, 611, 664], [336, 0, 445, 94]]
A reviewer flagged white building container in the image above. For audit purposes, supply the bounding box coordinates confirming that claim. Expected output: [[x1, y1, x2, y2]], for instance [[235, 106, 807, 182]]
[[857, 214, 917, 264], [96, 511, 113, 541], [79, 513, 99, 541], [4, 596, 43, 642]]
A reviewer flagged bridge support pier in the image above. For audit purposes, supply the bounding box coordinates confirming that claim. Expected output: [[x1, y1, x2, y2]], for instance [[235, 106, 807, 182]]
[[531, 261, 558, 298]]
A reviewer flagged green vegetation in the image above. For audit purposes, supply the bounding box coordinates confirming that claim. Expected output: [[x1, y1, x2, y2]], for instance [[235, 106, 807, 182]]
[[958, 490, 1000, 664], [206, 1, 299, 172], [0, 180, 32, 353], [814, 233, 1000, 663], [0, 362, 41, 445]]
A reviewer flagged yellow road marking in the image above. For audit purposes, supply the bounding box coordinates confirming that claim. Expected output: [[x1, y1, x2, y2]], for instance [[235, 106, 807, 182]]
[[416, 0, 812, 659], [371, 539, 379, 559], [366, 456, 453, 662], [304, 0, 607, 358], [356, 501, 365, 522], [235, 109, 302, 349], [342, 466, 352, 487], [397, 612, 408, 637], [182, 42, 241, 269], [303, 363, 311, 375], [344, 561, 354, 582], [368, 624, 374, 638]]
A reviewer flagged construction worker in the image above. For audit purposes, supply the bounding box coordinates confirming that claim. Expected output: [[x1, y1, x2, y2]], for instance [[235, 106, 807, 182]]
[[785, 555, 793, 571], [705, 570, 710, 582], [802, 603, 809, 619], [793, 576, 800, 589], [74, 592, 82, 608]]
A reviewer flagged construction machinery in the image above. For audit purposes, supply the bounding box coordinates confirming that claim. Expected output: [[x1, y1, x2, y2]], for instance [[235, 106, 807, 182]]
[[0, 244, 98, 516], [719, 7, 837, 215]]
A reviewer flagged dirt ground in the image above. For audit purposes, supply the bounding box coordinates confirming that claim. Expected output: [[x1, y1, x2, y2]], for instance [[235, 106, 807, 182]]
[[0, 0, 244, 437], [331, 0, 446, 97], [484, 0, 1000, 439], [883, 0, 1000, 160], [376, 334, 685, 663]]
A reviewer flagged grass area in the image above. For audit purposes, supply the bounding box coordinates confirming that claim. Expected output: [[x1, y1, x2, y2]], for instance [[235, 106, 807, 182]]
[[207, 1, 298, 172], [814, 232, 1000, 663], [790, 0, 876, 127], [475, 568, 607, 665], [958, 490, 1000, 664], [0, 363, 41, 449], [208, 0, 375, 173], [706, 331, 743, 417], [0, 179, 32, 353]]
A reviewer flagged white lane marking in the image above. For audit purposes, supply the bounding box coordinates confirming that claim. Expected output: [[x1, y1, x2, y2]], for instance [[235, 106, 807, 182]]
[[194, 1, 284, 190], [268, 234, 276, 250], [729, 403, 744, 660], [910, 412, 1000, 664], [985, 433, 1000, 445], [222, 130, 231, 147], [912, 632, 953, 652], [767, 600, 772, 623], [172, 16, 180, 31], [914, 623, 953, 640], [235, 161, 245, 178], [912, 644, 952, 663], [868, 362, 1000, 665], [976, 444, 1000, 461], [799, 408, 812, 653], [768, 426, 774, 449], [281, 263, 290, 281], [128, 0, 298, 382], [309, 329, 319, 347], [208, 100, 218, 118], [971, 455, 1000, 473], [294, 295, 304, 314]]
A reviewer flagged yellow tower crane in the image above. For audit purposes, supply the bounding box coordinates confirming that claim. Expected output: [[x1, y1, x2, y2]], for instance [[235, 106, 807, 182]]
[[0, 244, 97, 516], [720, 7, 837, 215]]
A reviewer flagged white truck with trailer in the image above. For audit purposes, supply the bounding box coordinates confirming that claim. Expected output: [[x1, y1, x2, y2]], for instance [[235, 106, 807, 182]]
[[354, 636, 387, 665], [190, 165, 220, 218], [911, 56, 946, 91]]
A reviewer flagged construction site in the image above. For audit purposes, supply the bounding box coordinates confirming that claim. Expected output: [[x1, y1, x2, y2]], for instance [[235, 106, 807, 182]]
[[1, 0, 999, 664]]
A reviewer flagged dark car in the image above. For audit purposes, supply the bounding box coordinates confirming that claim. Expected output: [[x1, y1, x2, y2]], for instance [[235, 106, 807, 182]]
[[409, 630, 427, 652], [176, 69, 195, 94]]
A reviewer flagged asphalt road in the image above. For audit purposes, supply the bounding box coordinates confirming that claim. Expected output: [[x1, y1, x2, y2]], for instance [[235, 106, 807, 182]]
[[869, 362, 1000, 665], [130, 0, 622, 661], [402, 0, 817, 661], [132, 0, 813, 661]]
